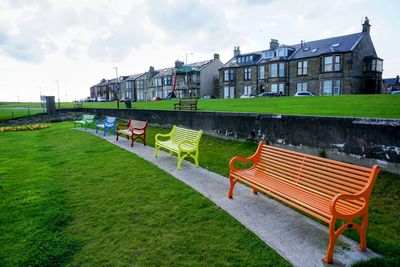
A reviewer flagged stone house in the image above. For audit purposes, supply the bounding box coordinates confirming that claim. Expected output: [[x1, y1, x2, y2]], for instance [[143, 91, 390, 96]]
[[219, 17, 383, 97]]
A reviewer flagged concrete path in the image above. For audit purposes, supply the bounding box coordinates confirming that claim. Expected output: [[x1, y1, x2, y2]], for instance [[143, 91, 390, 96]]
[[79, 129, 380, 267]]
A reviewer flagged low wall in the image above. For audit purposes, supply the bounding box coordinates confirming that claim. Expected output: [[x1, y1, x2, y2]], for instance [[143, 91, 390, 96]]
[[58, 108, 400, 173]]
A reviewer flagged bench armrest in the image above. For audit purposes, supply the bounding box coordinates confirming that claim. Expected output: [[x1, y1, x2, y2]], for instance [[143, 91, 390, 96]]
[[229, 156, 256, 173], [330, 193, 368, 219], [116, 123, 129, 130], [95, 119, 105, 124], [155, 133, 171, 142]]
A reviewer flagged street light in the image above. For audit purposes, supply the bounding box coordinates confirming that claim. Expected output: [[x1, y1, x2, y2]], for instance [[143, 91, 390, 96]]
[[114, 67, 119, 109], [56, 80, 60, 109], [185, 52, 193, 98]]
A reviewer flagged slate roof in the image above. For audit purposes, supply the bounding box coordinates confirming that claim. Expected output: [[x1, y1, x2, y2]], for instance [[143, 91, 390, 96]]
[[384, 77, 399, 86], [154, 67, 175, 77], [126, 73, 145, 81], [289, 32, 364, 60], [221, 32, 366, 69]]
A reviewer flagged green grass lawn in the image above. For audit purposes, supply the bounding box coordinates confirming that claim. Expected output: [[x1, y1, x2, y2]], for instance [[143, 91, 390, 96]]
[[1, 122, 398, 266], [0, 108, 44, 121], [2, 94, 400, 118], [0, 122, 290, 266]]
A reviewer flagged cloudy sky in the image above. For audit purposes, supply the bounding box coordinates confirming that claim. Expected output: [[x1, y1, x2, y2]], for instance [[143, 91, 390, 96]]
[[0, 0, 398, 102]]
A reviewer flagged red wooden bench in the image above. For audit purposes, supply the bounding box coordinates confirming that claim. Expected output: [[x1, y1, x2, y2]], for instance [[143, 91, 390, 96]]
[[116, 119, 148, 147], [228, 141, 380, 263]]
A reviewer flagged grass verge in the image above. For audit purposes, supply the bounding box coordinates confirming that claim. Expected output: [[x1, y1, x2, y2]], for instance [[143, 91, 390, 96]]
[[0, 122, 290, 266]]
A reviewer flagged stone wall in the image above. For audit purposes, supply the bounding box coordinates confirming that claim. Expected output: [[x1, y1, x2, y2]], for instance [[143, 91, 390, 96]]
[[55, 108, 400, 173], [4, 109, 399, 174]]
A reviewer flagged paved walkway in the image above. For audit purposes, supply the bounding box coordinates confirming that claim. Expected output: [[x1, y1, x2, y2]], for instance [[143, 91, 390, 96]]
[[79, 129, 380, 267]]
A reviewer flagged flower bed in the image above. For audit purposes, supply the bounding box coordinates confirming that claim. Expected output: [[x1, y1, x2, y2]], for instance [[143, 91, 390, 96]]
[[0, 124, 51, 132]]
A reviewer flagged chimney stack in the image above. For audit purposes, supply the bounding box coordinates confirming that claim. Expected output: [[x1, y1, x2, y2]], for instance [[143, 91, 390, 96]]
[[174, 60, 184, 68], [213, 53, 220, 60], [233, 46, 241, 57], [269, 39, 279, 50], [362, 16, 371, 34]]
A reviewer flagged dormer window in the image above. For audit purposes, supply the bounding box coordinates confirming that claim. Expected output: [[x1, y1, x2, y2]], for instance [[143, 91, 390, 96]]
[[238, 57, 241, 63], [364, 58, 383, 72], [264, 51, 275, 58], [276, 48, 288, 57]]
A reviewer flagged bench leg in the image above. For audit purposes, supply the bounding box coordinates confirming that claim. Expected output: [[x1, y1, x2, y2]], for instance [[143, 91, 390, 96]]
[[228, 175, 238, 199], [252, 187, 258, 194], [359, 213, 368, 251], [177, 152, 183, 170], [103, 127, 107, 136], [154, 145, 160, 158], [325, 218, 337, 263], [96, 126, 98, 134], [116, 133, 119, 141]]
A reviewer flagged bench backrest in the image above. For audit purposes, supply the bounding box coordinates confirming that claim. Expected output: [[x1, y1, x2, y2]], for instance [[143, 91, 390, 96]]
[[128, 119, 148, 130], [180, 99, 197, 105], [171, 126, 202, 144], [105, 116, 116, 123], [83, 114, 95, 121], [254, 143, 378, 208]]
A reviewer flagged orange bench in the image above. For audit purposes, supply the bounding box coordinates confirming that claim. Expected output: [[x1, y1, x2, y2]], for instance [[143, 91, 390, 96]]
[[228, 141, 380, 263], [116, 119, 148, 147]]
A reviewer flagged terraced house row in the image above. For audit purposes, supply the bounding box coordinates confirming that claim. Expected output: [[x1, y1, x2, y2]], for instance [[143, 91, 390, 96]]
[[90, 54, 223, 102], [219, 17, 383, 98], [90, 17, 383, 100]]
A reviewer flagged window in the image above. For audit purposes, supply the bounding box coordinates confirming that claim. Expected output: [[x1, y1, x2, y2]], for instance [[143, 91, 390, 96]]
[[279, 63, 285, 77], [244, 86, 252, 95], [297, 83, 308, 92], [270, 63, 285, 77], [270, 64, 277, 77], [244, 68, 251, 80], [324, 56, 333, 72], [311, 48, 318, 53], [271, 83, 285, 94], [364, 59, 383, 72], [264, 51, 274, 58], [237, 57, 241, 63], [164, 76, 172, 86], [224, 70, 229, 81], [126, 81, 133, 89], [323, 80, 341, 95], [297, 61, 308, 75], [276, 48, 287, 57], [192, 74, 197, 82], [224, 86, 235, 98], [229, 69, 234, 81], [136, 80, 144, 89], [334, 56, 341, 71], [259, 66, 265, 79]]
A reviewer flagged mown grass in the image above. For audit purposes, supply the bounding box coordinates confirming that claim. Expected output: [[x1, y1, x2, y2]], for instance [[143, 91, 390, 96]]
[[142, 125, 400, 266], [0, 108, 44, 121], [2, 94, 400, 118], [0, 122, 290, 266]]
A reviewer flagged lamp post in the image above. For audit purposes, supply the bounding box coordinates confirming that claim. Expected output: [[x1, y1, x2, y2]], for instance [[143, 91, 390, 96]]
[[114, 67, 119, 109], [56, 80, 60, 109]]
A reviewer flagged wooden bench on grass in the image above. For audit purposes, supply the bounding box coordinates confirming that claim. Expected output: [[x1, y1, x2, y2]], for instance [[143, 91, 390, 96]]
[[116, 119, 148, 147], [154, 125, 203, 170], [73, 114, 95, 130], [174, 99, 197, 110], [228, 141, 380, 263]]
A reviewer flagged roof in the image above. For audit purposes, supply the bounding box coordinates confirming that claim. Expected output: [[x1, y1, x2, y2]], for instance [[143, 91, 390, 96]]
[[384, 77, 400, 86], [221, 32, 366, 69], [290, 32, 364, 60], [154, 67, 175, 77], [126, 73, 145, 81], [220, 52, 262, 69]]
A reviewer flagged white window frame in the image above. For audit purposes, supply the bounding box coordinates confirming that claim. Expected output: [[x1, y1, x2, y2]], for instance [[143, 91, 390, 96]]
[[259, 66, 265, 79], [244, 86, 252, 95], [224, 70, 229, 81], [224, 86, 235, 98], [296, 82, 308, 92]]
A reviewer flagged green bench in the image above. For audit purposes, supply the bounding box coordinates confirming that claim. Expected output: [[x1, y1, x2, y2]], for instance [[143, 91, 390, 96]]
[[154, 125, 203, 170], [73, 114, 95, 130]]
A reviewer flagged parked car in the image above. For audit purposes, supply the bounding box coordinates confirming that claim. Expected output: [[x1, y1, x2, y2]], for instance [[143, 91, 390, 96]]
[[258, 92, 279, 97], [202, 95, 215, 99], [240, 94, 256, 98], [85, 97, 95, 102], [391, 90, 400, 94], [294, 92, 316, 97], [97, 96, 107, 102], [151, 96, 161, 101]]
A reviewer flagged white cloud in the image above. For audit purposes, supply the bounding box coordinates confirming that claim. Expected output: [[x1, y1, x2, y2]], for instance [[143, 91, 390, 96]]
[[0, 0, 399, 102]]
